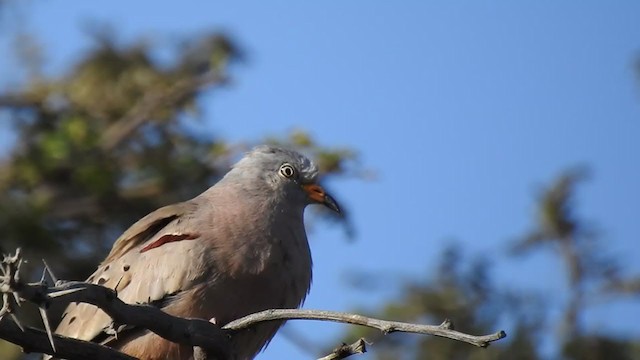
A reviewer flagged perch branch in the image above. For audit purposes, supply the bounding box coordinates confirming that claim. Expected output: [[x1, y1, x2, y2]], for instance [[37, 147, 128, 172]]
[[1, 248, 507, 360], [23, 281, 229, 358], [224, 310, 506, 348], [0, 249, 230, 360], [0, 319, 136, 360]]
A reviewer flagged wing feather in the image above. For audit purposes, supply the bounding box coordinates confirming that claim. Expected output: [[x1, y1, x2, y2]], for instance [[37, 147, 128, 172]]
[[54, 201, 203, 344], [104, 203, 191, 263]]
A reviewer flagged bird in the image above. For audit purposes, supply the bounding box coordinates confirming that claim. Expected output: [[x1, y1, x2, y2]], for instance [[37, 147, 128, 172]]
[[50, 145, 340, 360]]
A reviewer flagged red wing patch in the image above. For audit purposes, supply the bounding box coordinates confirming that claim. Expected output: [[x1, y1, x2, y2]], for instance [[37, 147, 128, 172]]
[[140, 233, 200, 253]]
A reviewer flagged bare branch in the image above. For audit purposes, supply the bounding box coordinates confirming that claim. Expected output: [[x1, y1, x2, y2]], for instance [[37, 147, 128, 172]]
[[33, 281, 230, 358], [0, 249, 231, 359], [0, 319, 136, 360], [224, 310, 506, 348], [1, 248, 507, 360], [317, 338, 368, 360]]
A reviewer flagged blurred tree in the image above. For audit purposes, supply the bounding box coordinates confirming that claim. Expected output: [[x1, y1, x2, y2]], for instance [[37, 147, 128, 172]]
[[512, 170, 640, 360], [0, 9, 360, 359], [332, 171, 640, 360], [335, 245, 543, 360], [0, 26, 362, 269], [512, 168, 599, 339]]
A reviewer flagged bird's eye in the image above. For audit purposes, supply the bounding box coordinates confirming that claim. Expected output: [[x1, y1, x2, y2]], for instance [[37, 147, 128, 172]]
[[279, 163, 296, 178]]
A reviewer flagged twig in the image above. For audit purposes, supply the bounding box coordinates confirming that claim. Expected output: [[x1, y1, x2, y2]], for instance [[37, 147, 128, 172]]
[[224, 310, 506, 348], [0, 318, 136, 360], [0, 249, 24, 331], [317, 338, 367, 360]]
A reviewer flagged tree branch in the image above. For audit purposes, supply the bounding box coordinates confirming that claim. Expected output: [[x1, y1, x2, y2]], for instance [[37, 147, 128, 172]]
[[99, 71, 227, 152], [0, 319, 136, 360], [317, 338, 367, 360], [0, 249, 231, 360], [1, 248, 507, 360], [224, 310, 505, 348]]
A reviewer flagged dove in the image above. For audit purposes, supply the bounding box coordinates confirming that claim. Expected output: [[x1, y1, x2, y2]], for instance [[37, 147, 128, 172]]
[[51, 145, 340, 360]]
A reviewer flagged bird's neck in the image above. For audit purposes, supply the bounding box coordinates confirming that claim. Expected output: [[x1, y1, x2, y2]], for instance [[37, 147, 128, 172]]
[[199, 181, 307, 239], [207, 178, 306, 218]]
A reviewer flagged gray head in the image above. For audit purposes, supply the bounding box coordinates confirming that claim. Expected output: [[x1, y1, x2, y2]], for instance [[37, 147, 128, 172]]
[[221, 145, 340, 213]]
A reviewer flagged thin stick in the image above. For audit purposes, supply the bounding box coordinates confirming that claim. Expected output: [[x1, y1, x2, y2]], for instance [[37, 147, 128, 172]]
[[225, 309, 506, 348]]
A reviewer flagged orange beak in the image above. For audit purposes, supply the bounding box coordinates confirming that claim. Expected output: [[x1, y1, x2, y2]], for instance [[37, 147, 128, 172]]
[[302, 184, 340, 213]]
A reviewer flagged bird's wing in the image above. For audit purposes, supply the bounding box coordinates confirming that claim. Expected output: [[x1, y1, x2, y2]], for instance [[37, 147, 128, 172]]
[[54, 201, 204, 343], [103, 202, 191, 263]]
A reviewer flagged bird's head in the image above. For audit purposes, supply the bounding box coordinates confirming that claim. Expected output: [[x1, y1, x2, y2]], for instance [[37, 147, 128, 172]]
[[224, 145, 340, 213]]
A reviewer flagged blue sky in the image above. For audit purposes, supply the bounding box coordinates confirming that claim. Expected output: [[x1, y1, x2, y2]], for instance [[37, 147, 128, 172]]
[[1, 1, 639, 359]]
